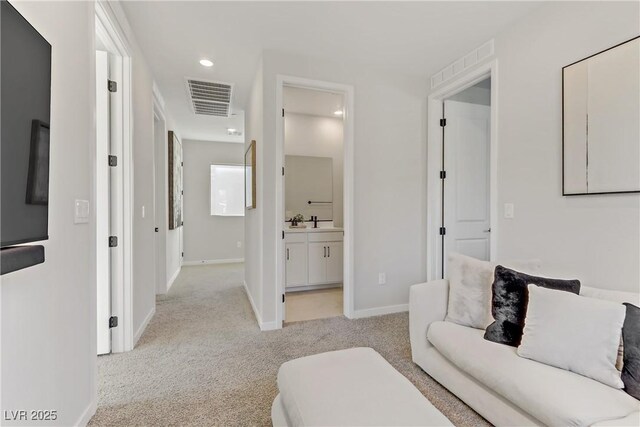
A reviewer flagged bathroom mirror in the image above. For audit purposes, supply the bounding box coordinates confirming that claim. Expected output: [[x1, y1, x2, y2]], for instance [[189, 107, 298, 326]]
[[563, 36, 640, 195], [285, 155, 333, 221]]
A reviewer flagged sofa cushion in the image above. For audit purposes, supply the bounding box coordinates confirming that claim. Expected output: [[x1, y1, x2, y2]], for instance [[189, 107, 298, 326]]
[[277, 347, 453, 426], [445, 253, 540, 330], [428, 321, 640, 426], [484, 266, 581, 346], [518, 285, 625, 389], [622, 303, 640, 400]]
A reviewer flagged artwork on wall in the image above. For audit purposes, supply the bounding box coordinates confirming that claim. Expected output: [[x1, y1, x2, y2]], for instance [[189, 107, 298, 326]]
[[168, 130, 183, 229], [245, 140, 256, 210], [25, 120, 50, 205], [562, 36, 640, 195]]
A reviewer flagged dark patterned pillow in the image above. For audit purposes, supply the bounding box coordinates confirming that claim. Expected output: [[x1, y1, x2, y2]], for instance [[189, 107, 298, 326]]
[[622, 303, 640, 400], [484, 266, 581, 346]]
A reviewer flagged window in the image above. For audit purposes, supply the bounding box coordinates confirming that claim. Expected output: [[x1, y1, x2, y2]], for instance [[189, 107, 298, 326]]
[[210, 164, 244, 216]]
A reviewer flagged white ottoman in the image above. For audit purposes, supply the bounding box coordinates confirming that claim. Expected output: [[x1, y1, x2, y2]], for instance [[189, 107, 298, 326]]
[[271, 347, 453, 426]]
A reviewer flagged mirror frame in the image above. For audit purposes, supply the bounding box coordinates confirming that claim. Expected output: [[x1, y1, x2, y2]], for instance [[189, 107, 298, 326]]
[[562, 35, 640, 196]]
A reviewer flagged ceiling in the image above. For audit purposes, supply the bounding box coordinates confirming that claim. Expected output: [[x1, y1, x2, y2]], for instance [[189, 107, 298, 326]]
[[121, 1, 541, 142], [284, 86, 344, 118]]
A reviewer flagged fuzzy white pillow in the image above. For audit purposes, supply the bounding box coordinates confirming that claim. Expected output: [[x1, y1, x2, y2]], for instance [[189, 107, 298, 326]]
[[518, 285, 625, 389], [445, 253, 540, 329]]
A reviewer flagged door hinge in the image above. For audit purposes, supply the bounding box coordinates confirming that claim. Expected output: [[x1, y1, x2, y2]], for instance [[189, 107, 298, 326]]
[[109, 316, 118, 328], [108, 155, 117, 167], [108, 236, 118, 247], [440, 118, 447, 127], [440, 170, 446, 179], [439, 227, 446, 236], [282, 108, 285, 117], [282, 166, 285, 176], [282, 294, 285, 303], [282, 230, 285, 239], [108, 80, 117, 93], [181, 251, 184, 257]]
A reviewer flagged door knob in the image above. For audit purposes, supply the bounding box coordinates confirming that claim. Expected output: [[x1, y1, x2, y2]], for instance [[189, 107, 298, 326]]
[[155, 227, 159, 232], [484, 228, 491, 233]]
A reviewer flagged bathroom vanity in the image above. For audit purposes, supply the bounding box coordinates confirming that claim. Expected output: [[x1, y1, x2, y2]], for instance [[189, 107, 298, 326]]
[[284, 228, 343, 291]]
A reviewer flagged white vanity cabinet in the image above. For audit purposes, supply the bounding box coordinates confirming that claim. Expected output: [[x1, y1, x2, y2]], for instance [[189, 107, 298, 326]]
[[285, 229, 343, 291]]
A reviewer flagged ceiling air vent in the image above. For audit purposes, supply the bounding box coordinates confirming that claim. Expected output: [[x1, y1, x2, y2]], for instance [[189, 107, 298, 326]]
[[185, 78, 233, 117]]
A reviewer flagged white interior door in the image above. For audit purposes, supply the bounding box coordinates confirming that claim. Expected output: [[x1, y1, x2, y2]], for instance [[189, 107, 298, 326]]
[[96, 51, 111, 355], [442, 100, 491, 275]]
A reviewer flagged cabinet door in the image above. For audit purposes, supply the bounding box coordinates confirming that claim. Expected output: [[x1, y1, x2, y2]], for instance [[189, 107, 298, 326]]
[[325, 241, 343, 283], [308, 242, 327, 284], [286, 243, 307, 287]]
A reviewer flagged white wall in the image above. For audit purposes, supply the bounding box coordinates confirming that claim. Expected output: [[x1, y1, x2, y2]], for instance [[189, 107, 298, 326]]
[[183, 140, 245, 264], [284, 113, 344, 226], [244, 60, 264, 322], [446, 1, 639, 291], [0, 1, 96, 425], [244, 51, 427, 326], [448, 82, 491, 106]]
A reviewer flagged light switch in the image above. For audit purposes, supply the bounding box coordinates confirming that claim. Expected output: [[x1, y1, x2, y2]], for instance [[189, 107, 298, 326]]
[[74, 199, 90, 224], [504, 203, 515, 219]]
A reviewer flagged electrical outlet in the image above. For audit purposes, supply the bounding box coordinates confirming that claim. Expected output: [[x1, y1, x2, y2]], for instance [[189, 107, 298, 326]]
[[504, 203, 515, 219], [237, 241, 242, 248], [378, 272, 387, 285]]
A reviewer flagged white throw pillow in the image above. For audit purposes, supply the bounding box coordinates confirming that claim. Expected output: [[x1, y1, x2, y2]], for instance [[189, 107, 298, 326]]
[[518, 285, 625, 389], [445, 253, 540, 329]]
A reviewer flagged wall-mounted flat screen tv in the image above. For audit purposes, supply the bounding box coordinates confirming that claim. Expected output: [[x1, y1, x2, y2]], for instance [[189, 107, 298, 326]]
[[1, 1, 52, 246]]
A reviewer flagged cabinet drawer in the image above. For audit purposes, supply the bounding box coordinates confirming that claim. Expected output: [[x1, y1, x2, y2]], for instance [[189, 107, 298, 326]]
[[284, 232, 307, 243], [308, 232, 343, 243]]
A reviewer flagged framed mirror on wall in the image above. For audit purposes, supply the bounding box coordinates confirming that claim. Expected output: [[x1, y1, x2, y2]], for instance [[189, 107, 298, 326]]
[[245, 140, 256, 209], [562, 36, 640, 196]]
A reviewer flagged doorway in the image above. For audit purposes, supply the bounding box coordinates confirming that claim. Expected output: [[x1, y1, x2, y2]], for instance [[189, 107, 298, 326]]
[[95, 1, 134, 354], [441, 79, 492, 276], [427, 61, 498, 281], [275, 76, 355, 328], [282, 86, 345, 323]]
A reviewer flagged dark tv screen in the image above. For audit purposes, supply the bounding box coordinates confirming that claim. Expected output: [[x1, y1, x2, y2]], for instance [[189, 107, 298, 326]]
[[1, 1, 52, 247]]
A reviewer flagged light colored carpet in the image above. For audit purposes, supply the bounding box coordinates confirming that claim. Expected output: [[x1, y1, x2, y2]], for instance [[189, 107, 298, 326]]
[[90, 263, 489, 427], [285, 287, 343, 323]]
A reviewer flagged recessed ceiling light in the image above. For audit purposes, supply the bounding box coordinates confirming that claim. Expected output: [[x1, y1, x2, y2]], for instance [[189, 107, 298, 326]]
[[334, 110, 343, 116], [199, 59, 214, 67]]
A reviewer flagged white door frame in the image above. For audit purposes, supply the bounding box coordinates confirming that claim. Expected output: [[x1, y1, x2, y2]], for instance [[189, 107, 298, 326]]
[[427, 60, 499, 280], [275, 75, 355, 328], [95, 1, 134, 353]]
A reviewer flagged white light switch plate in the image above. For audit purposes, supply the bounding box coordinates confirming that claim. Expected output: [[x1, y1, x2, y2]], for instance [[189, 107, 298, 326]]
[[504, 203, 515, 219], [74, 199, 90, 224]]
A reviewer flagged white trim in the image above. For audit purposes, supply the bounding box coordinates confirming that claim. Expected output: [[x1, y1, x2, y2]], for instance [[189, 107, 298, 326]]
[[242, 281, 278, 331], [427, 59, 499, 280], [166, 266, 181, 293], [275, 75, 355, 329], [75, 399, 97, 427], [153, 95, 168, 295], [152, 82, 166, 113], [95, 1, 135, 353], [431, 39, 494, 89], [351, 304, 409, 319], [182, 258, 245, 266], [133, 306, 155, 346]]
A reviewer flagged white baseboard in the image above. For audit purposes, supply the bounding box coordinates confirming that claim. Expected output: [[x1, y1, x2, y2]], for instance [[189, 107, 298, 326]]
[[242, 280, 279, 331], [75, 398, 97, 426], [134, 306, 156, 346], [166, 266, 180, 293], [351, 303, 408, 319], [182, 258, 244, 266]]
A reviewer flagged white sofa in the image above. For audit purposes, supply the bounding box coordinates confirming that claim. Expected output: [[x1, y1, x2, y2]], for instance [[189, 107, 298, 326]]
[[409, 279, 640, 427]]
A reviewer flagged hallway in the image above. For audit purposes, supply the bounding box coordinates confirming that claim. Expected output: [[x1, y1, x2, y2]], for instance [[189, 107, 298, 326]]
[[90, 263, 485, 426]]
